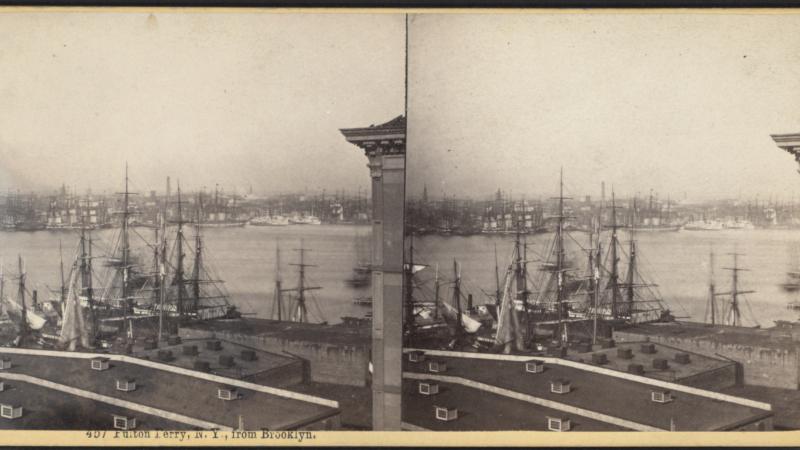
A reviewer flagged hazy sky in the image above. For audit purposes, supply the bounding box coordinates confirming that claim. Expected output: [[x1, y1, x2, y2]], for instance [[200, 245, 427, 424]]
[[407, 13, 800, 202], [0, 12, 405, 195]]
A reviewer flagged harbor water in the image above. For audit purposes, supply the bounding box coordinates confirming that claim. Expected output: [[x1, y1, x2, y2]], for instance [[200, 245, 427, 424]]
[[0, 224, 372, 325], [413, 229, 800, 328]]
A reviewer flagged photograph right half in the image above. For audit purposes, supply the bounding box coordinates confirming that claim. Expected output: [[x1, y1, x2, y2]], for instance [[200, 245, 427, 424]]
[[402, 12, 800, 432]]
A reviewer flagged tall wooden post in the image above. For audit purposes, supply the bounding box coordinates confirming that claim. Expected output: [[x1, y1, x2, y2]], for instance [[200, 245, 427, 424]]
[[341, 115, 406, 431]]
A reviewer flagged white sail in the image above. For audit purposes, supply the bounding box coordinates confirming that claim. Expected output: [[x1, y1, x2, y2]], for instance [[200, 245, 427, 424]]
[[442, 301, 482, 334]]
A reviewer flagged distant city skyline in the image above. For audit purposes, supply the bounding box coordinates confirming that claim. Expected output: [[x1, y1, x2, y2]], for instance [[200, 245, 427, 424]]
[[0, 13, 404, 194], [407, 13, 800, 203]]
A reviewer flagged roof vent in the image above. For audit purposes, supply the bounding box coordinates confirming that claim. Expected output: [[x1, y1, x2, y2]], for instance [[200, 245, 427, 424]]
[[674, 353, 691, 364], [418, 381, 439, 396], [206, 340, 223, 351], [240, 350, 257, 361], [167, 335, 182, 345], [0, 404, 22, 420], [428, 360, 446, 373], [617, 348, 633, 359], [547, 416, 571, 432], [408, 351, 426, 363], [600, 339, 616, 349], [218, 386, 239, 401], [627, 364, 645, 375], [157, 350, 175, 362], [112, 414, 136, 430], [219, 355, 235, 368], [116, 378, 137, 392], [0, 381, 5, 392], [193, 360, 211, 372], [640, 343, 656, 354], [591, 353, 608, 365], [651, 390, 673, 404], [0, 358, 11, 370], [550, 379, 571, 394], [525, 361, 544, 374], [434, 406, 458, 422], [653, 358, 669, 370], [182, 344, 199, 356], [143, 338, 157, 350], [90, 357, 110, 371]]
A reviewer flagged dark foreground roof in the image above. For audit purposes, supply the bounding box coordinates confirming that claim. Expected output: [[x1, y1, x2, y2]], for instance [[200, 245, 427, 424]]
[[402, 350, 771, 431], [0, 350, 339, 430]]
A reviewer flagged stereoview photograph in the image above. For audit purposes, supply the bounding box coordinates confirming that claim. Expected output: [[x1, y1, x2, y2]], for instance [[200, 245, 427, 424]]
[[402, 12, 800, 432], [0, 11, 405, 432]]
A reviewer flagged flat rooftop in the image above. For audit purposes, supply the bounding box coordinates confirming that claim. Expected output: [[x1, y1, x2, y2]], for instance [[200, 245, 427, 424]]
[[403, 351, 771, 431], [0, 350, 338, 430], [616, 321, 797, 352], [132, 338, 299, 381], [0, 379, 186, 430], [564, 341, 734, 383], [403, 380, 626, 431], [186, 318, 370, 348]]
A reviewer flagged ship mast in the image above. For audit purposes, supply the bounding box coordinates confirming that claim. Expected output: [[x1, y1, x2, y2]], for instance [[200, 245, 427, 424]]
[[121, 164, 132, 338], [494, 243, 501, 307], [290, 240, 320, 323], [18, 255, 28, 338], [626, 197, 638, 317], [175, 183, 186, 325], [608, 191, 622, 320], [453, 259, 464, 337], [707, 249, 716, 325], [433, 263, 440, 320], [273, 242, 283, 321], [554, 168, 570, 345], [719, 251, 755, 327], [192, 193, 203, 315]]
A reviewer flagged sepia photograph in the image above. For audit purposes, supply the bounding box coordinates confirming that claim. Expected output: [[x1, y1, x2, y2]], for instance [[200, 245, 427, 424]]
[[0, 10, 405, 433], [402, 12, 800, 433]]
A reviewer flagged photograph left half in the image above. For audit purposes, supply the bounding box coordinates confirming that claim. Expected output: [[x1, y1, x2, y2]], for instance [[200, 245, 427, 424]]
[[0, 10, 405, 432]]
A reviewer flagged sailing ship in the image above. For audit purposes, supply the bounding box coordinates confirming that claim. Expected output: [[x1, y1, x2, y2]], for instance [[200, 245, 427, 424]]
[[198, 185, 247, 228], [269, 240, 326, 323], [1, 256, 48, 332], [705, 250, 759, 327]]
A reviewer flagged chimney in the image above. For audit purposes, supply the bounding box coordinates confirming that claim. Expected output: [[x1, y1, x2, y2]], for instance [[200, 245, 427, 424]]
[[112, 414, 136, 430], [524, 360, 544, 374], [157, 350, 175, 362], [0, 358, 12, 370], [217, 386, 239, 401], [651, 390, 674, 404], [549, 379, 571, 394], [428, 360, 447, 373], [591, 353, 608, 365], [674, 353, 691, 364], [640, 343, 656, 354], [418, 381, 440, 396], [434, 406, 458, 422], [547, 416, 571, 432], [627, 364, 645, 375], [0, 404, 22, 420], [408, 351, 426, 363], [653, 358, 669, 370], [617, 348, 633, 359], [182, 344, 199, 356], [193, 360, 211, 372], [90, 357, 110, 371], [116, 378, 137, 392]]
